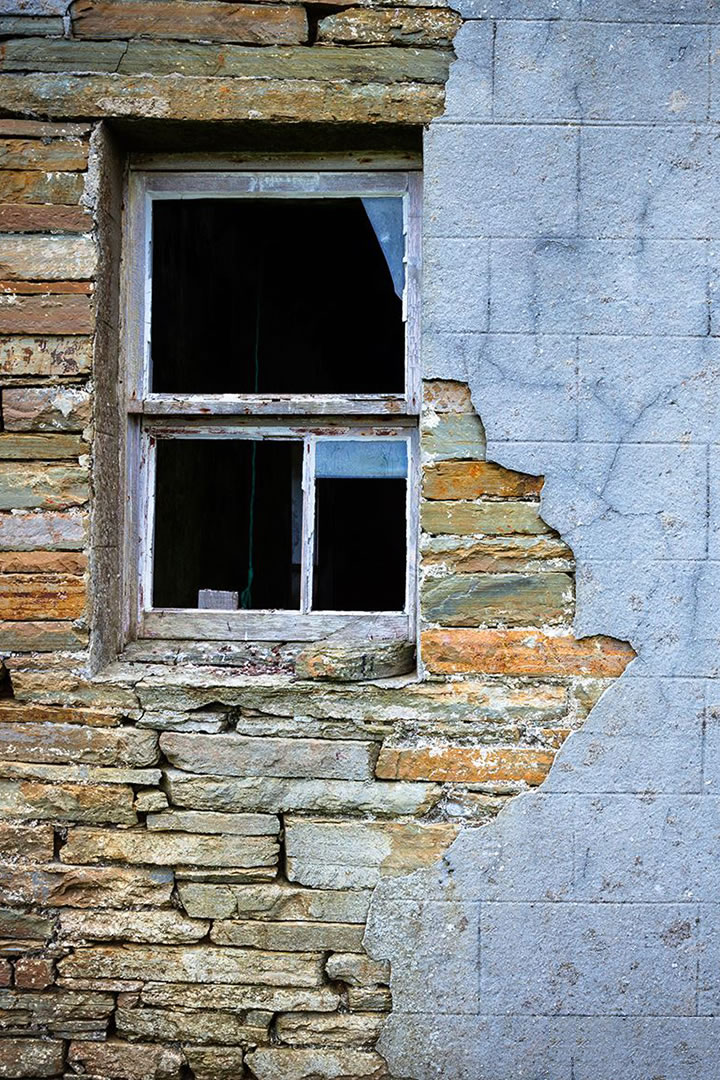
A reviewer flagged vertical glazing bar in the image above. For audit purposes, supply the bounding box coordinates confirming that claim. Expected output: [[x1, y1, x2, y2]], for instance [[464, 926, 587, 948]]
[[140, 431, 157, 618], [300, 435, 316, 613], [405, 173, 422, 415]]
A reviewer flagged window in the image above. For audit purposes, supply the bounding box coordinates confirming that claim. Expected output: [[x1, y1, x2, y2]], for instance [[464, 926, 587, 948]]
[[123, 167, 420, 643]]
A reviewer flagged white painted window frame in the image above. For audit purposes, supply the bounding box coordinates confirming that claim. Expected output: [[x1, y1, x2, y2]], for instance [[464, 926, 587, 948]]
[[122, 165, 421, 644]]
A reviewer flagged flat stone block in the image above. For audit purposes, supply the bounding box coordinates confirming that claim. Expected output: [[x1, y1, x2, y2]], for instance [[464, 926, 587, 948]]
[[420, 571, 573, 627], [422, 628, 635, 677], [317, 7, 460, 46], [71, 0, 308, 44], [0, 1038, 64, 1078], [2, 386, 91, 431], [425, 124, 578, 237], [0, 508, 86, 550], [375, 742, 556, 784], [0, 777, 136, 823], [0, 864, 173, 909], [159, 732, 376, 781], [61, 826, 279, 869], [494, 21, 708, 122], [285, 818, 458, 889], [0, 294, 94, 335], [0, 722, 157, 765], [58, 945, 324, 987], [164, 771, 441, 817], [245, 1048, 388, 1080], [58, 908, 209, 944], [0, 335, 91, 377], [0, 73, 445, 126], [479, 901, 699, 1015], [421, 499, 547, 536], [0, 169, 84, 204], [67, 1041, 184, 1080]]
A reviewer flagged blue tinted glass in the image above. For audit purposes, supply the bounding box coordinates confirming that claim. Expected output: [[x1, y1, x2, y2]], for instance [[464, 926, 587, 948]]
[[315, 440, 408, 479]]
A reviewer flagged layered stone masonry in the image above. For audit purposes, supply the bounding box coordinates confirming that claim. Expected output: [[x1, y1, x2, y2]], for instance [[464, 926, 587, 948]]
[[0, 34, 636, 1080]]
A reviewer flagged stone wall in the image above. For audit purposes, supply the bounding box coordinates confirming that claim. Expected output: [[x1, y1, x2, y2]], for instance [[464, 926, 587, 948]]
[[0, 0, 690, 1077]]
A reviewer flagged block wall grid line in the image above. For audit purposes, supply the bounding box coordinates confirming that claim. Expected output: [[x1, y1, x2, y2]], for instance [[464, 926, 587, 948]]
[[0, 1, 714, 1078]]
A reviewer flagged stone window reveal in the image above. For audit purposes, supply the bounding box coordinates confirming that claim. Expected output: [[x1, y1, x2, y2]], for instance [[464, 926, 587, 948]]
[[123, 168, 421, 645]]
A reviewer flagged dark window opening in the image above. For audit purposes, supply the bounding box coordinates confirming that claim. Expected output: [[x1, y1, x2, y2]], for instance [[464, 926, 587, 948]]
[[314, 478, 406, 612], [152, 438, 301, 610], [151, 198, 405, 396]]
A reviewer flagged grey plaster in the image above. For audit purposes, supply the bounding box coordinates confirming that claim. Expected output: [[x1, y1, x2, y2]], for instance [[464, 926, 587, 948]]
[[367, 9, 720, 1077], [493, 21, 708, 123], [425, 125, 578, 238]]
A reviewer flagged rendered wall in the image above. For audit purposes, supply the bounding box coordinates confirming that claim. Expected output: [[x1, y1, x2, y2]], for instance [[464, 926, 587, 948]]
[[0, 0, 709, 1078], [367, 2, 720, 1078]]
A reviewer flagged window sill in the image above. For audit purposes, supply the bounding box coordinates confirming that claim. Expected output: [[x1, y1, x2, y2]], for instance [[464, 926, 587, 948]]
[[113, 632, 416, 683]]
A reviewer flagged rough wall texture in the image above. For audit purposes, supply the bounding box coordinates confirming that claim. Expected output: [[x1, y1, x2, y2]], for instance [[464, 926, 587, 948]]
[[367, 2, 720, 1078], [0, 0, 709, 1077]]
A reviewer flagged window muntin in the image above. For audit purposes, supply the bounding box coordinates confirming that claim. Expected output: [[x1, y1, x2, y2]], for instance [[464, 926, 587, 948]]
[[124, 169, 420, 643]]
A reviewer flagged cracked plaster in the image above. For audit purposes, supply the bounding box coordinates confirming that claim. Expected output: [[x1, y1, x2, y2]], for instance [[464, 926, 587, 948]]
[[367, 8, 720, 1077]]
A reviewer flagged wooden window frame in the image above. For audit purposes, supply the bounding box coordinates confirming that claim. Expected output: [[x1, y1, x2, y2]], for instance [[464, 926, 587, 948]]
[[122, 165, 421, 645]]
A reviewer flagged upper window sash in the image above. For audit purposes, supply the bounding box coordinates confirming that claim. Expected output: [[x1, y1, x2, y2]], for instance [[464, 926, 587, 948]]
[[124, 169, 422, 416]]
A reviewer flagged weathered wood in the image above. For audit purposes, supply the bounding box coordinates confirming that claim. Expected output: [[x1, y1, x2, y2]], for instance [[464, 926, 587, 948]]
[[71, 0, 308, 44], [0, 169, 84, 205], [136, 394, 409, 417], [0, 235, 95, 280], [0, 74, 446, 126], [318, 6, 461, 47], [0, 334, 92, 376], [0, 204, 92, 233], [0, 137, 88, 172], [131, 150, 422, 171], [0, 294, 93, 334], [142, 611, 408, 642]]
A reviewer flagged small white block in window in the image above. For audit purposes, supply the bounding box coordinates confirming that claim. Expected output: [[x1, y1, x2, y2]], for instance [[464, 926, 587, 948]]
[[198, 589, 239, 610]]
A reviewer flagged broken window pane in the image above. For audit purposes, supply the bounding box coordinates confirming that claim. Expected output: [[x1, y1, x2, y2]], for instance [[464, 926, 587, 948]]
[[361, 198, 405, 299], [151, 198, 405, 395], [152, 438, 302, 610], [315, 438, 408, 480], [314, 476, 407, 612]]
